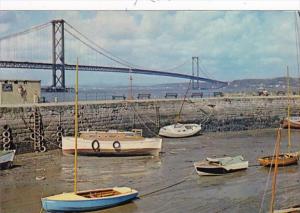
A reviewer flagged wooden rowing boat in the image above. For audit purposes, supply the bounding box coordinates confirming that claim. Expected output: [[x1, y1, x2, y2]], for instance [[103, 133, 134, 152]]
[[258, 153, 299, 167]]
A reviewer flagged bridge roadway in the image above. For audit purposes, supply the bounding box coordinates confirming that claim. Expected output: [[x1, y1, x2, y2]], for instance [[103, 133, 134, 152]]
[[0, 60, 227, 85]]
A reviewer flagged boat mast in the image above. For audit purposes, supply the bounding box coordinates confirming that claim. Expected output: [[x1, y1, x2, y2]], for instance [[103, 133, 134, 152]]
[[176, 80, 192, 123], [74, 58, 79, 193], [270, 128, 281, 213], [128, 69, 133, 100], [287, 66, 291, 151]]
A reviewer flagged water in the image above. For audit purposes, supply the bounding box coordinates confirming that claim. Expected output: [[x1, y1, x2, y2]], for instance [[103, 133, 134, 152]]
[[42, 86, 221, 103], [1, 129, 300, 213]]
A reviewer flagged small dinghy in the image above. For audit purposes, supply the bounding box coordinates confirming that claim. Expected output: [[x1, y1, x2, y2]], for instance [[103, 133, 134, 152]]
[[0, 150, 15, 169], [42, 187, 138, 212], [258, 153, 299, 167], [159, 123, 202, 138], [194, 155, 248, 176]]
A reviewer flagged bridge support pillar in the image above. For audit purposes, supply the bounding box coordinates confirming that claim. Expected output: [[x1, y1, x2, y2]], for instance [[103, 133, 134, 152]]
[[51, 19, 65, 91], [192, 56, 199, 89]]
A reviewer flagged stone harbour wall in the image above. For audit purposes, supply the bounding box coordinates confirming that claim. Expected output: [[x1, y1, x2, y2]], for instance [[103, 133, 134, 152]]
[[0, 96, 298, 154]]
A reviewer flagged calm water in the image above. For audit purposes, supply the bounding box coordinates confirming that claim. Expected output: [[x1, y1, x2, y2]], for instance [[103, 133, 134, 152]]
[[42, 87, 219, 103], [1, 129, 300, 213]]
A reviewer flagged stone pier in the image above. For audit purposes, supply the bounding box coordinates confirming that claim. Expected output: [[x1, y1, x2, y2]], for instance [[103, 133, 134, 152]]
[[0, 96, 298, 154]]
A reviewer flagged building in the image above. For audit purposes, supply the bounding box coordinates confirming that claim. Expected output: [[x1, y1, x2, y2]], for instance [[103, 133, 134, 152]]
[[0, 80, 41, 105]]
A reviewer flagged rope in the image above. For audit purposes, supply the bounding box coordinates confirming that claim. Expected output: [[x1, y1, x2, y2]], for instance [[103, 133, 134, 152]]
[[139, 168, 195, 198], [258, 130, 277, 213], [176, 80, 192, 123], [129, 103, 159, 136]]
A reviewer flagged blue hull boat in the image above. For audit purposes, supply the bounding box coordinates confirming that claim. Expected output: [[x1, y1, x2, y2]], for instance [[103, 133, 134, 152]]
[[41, 187, 138, 212]]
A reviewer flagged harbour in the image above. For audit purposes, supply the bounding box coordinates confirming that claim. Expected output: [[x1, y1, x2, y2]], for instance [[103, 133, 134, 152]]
[[1, 10, 300, 212], [1, 129, 300, 213]]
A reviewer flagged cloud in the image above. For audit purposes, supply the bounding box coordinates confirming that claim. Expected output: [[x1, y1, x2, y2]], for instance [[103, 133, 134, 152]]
[[0, 11, 299, 86]]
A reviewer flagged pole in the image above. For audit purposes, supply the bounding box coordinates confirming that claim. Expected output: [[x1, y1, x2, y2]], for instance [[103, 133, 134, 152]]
[[74, 58, 79, 194], [287, 66, 291, 151], [270, 128, 281, 213]]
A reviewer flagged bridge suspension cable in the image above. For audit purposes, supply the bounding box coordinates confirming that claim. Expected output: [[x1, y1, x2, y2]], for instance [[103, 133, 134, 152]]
[[0, 22, 51, 42], [64, 27, 133, 68], [65, 21, 193, 73], [65, 22, 139, 69]]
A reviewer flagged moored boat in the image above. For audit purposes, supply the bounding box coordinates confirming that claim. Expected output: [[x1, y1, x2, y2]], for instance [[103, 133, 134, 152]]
[[159, 123, 202, 138], [274, 205, 300, 213], [0, 150, 16, 169], [194, 155, 248, 176], [281, 116, 300, 129], [42, 187, 138, 212], [258, 153, 299, 167], [62, 129, 162, 156]]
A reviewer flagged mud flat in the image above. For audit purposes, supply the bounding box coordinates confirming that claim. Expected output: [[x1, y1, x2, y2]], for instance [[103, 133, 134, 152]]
[[1, 128, 300, 213]]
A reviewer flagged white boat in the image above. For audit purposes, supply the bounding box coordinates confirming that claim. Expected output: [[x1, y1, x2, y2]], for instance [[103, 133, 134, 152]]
[[159, 123, 202, 138], [0, 150, 16, 169], [62, 129, 162, 156], [194, 155, 248, 176]]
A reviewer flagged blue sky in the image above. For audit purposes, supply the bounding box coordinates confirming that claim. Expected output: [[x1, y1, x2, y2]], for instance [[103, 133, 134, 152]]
[[0, 11, 299, 86]]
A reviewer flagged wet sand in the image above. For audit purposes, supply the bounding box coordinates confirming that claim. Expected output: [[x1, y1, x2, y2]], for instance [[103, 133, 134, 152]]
[[1, 129, 300, 213]]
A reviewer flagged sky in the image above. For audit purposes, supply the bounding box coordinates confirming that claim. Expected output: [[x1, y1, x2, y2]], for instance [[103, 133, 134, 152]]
[[0, 11, 299, 87]]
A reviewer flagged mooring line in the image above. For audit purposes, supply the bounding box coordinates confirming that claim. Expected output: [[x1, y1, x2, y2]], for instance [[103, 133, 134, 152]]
[[139, 169, 195, 198]]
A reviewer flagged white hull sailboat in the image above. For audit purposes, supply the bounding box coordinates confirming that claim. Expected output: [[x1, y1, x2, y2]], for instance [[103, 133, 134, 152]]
[[159, 123, 202, 138], [62, 130, 162, 156], [158, 80, 202, 138]]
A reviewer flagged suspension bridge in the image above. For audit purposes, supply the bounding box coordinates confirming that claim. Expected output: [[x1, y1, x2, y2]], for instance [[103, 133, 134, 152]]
[[0, 19, 227, 92]]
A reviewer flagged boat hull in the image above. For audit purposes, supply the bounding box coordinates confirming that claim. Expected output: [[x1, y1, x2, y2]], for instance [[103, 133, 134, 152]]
[[159, 123, 202, 138], [274, 205, 300, 213], [62, 137, 162, 157], [0, 150, 15, 170], [194, 160, 248, 176], [258, 154, 299, 167], [281, 118, 300, 129], [42, 188, 138, 212]]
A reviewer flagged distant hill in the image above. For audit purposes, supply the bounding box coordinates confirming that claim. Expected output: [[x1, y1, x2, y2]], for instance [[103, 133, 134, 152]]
[[153, 77, 300, 92]]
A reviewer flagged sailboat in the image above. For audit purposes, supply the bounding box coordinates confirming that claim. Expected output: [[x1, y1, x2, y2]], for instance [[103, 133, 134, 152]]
[[41, 59, 138, 212], [258, 68, 299, 167], [159, 81, 202, 138]]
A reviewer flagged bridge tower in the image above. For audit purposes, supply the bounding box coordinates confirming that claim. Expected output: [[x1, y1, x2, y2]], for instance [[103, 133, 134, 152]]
[[192, 56, 199, 89], [51, 19, 65, 91]]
